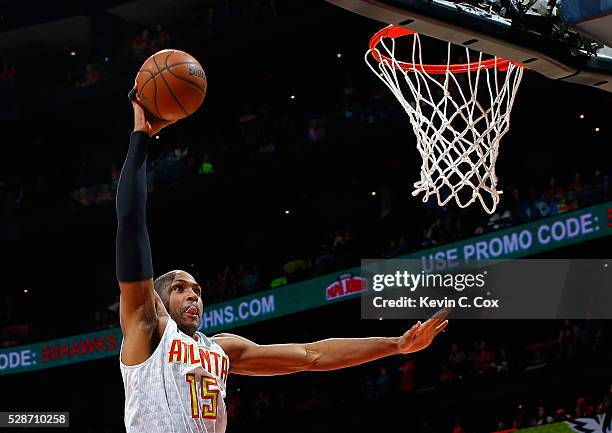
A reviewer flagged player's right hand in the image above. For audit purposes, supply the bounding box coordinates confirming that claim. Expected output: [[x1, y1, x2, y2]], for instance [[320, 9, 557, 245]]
[[130, 82, 176, 137], [397, 307, 450, 354]]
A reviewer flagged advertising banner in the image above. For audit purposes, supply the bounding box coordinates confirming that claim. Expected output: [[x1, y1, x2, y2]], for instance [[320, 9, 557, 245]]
[[1, 201, 611, 376]]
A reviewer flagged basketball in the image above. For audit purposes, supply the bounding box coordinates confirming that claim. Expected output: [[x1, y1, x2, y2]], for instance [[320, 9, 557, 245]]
[[135, 49, 207, 121]]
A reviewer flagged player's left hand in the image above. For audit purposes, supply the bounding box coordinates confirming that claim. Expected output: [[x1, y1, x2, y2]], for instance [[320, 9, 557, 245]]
[[397, 308, 450, 354]]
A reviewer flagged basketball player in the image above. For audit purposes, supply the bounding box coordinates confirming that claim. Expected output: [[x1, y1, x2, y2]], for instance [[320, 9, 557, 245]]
[[117, 94, 449, 433]]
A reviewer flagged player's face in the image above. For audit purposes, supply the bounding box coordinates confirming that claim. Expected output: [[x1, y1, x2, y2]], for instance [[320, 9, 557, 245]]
[[167, 271, 204, 336]]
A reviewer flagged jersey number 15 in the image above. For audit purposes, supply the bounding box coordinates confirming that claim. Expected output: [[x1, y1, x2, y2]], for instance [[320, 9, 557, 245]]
[[185, 373, 220, 419]]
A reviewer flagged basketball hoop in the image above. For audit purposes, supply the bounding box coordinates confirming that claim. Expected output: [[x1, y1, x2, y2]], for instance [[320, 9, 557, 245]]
[[366, 25, 525, 214]]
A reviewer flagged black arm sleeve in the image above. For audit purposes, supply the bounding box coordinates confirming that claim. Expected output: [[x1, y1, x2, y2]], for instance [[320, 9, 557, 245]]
[[115, 131, 154, 282]]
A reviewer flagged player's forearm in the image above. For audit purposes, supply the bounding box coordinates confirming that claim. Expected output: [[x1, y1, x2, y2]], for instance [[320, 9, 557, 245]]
[[115, 131, 154, 282], [305, 337, 400, 371]]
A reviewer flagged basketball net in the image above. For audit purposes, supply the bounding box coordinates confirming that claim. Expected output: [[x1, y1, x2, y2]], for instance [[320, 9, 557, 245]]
[[366, 26, 524, 214]]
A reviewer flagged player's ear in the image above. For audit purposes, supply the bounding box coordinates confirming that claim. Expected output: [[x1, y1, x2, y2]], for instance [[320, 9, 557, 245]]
[[154, 290, 170, 312]]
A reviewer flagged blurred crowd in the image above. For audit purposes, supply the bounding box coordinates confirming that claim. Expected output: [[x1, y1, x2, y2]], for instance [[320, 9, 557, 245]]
[[417, 171, 608, 250], [56, 168, 608, 332], [222, 319, 611, 433], [0, 63, 610, 339], [85, 167, 610, 318], [0, 0, 283, 99], [496, 391, 611, 430]]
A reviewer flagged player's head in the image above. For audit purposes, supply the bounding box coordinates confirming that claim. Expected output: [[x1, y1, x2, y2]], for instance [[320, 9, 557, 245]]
[[154, 270, 203, 336]]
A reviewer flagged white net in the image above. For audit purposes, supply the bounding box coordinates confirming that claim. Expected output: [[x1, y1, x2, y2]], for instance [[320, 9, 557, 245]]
[[366, 27, 524, 214]]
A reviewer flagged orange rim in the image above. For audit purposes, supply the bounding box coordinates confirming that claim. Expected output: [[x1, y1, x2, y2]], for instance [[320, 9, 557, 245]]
[[369, 25, 523, 74]]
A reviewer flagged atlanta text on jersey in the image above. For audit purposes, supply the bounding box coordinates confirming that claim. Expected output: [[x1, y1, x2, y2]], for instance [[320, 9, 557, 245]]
[[168, 340, 230, 386]]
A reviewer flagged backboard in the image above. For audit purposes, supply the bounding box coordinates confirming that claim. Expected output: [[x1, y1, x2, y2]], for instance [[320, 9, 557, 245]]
[[326, 0, 612, 93]]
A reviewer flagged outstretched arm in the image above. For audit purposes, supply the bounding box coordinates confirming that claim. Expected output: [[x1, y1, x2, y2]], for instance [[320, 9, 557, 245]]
[[214, 309, 449, 376], [117, 94, 174, 365]]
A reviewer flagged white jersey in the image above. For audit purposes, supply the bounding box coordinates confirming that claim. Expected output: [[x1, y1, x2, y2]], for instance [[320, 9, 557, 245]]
[[120, 316, 230, 433]]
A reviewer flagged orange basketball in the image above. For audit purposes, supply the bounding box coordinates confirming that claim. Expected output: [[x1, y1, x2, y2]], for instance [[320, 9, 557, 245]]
[[135, 49, 207, 121]]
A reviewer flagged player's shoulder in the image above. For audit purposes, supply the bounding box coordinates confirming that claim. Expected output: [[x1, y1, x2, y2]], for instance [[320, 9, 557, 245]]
[[211, 333, 252, 344], [211, 332, 237, 339], [210, 333, 255, 356]]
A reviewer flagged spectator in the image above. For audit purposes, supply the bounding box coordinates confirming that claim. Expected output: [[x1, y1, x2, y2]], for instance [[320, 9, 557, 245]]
[[518, 189, 540, 220], [95, 294, 119, 329], [226, 389, 241, 421], [444, 218, 456, 241], [452, 422, 465, 433], [342, 229, 356, 259], [282, 258, 308, 275], [491, 347, 510, 373], [314, 244, 335, 270], [439, 364, 456, 384], [332, 229, 346, 252], [132, 29, 153, 59], [554, 408, 571, 422], [513, 404, 530, 429], [448, 342, 468, 376], [535, 406, 547, 425], [171, 139, 189, 162], [597, 396, 610, 415], [383, 239, 400, 259], [375, 366, 392, 399], [575, 397, 594, 417], [396, 236, 409, 255], [152, 140, 190, 187], [378, 187, 394, 220], [496, 421, 509, 431], [427, 218, 446, 244], [559, 320, 578, 358], [253, 390, 271, 420], [198, 154, 215, 175], [398, 356, 416, 394], [0, 60, 17, 91], [152, 24, 172, 50], [307, 118, 326, 143], [569, 172, 583, 194], [295, 387, 321, 414], [545, 177, 566, 206], [472, 340, 496, 375], [474, 219, 486, 235], [0, 179, 8, 212], [488, 208, 512, 230], [240, 265, 260, 292], [257, 139, 277, 154], [422, 225, 437, 247], [78, 63, 101, 87], [506, 186, 521, 213], [452, 219, 463, 241], [362, 374, 376, 401]]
